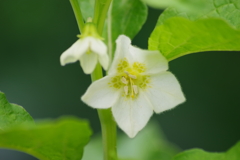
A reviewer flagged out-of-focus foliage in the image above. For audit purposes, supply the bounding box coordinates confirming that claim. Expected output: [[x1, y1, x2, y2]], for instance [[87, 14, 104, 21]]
[[172, 141, 240, 160], [82, 122, 180, 160]]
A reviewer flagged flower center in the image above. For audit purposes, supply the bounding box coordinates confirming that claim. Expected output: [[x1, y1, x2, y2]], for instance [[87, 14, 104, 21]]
[[121, 71, 138, 98], [109, 58, 150, 99]]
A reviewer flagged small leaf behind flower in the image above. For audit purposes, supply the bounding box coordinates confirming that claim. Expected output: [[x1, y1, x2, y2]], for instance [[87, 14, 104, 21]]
[[77, 0, 94, 21], [104, 0, 148, 58]]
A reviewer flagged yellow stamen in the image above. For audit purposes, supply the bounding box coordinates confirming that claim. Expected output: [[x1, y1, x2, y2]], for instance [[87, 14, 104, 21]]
[[124, 86, 128, 95]]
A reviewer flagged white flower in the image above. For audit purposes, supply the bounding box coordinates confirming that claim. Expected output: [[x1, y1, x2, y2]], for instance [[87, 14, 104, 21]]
[[81, 35, 186, 138], [60, 22, 109, 74]]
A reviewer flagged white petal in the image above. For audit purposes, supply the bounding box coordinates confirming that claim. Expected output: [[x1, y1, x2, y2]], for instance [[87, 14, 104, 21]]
[[79, 52, 98, 74], [112, 93, 153, 138], [143, 72, 186, 113], [89, 37, 107, 56], [108, 35, 134, 75], [81, 76, 121, 109], [60, 39, 89, 66], [129, 45, 168, 74], [98, 52, 109, 71]]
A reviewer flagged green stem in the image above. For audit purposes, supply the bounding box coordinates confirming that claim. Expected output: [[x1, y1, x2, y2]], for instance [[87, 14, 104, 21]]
[[97, 109, 117, 160], [70, 0, 116, 159], [91, 63, 117, 160], [91, 1, 116, 159], [93, 0, 100, 24], [69, 0, 85, 33], [97, 0, 112, 34]]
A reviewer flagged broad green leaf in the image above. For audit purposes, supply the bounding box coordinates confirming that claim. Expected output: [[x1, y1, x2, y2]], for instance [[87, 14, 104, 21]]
[[0, 117, 92, 160], [0, 92, 34, 130], [141, 0, 179, 8], [172, 141, 240, 160], [142, 0, 209, 11], [149, 17, 240, 61], [149, 0, 240, 61], [104, 0, 148, 58], [157, 0, 240, 29], [82, 122, 179, 160]]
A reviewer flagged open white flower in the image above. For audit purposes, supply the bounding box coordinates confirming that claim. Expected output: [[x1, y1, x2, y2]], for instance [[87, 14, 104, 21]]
[[82, 35, 186, 138], [60, 23, 109, 74]]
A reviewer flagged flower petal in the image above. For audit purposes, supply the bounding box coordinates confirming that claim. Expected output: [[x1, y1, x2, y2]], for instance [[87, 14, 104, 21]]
[[60, 39, 88, 66], [81, 76, 121, 109], [98, 53, 109, 71], [143, 72, 186, 113], [108, 35, 134, 75], [129, 45, 168, 74], [79, 52, 98, 74], [112, 93, 153, 138], [89, 37, 107, 56]]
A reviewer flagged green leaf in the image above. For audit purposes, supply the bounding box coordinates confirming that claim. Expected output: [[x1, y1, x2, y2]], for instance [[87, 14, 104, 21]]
[[77, 0, 94, 21], [172, 141, 240, 160], [109, 0, 148, 42], [0, 92, 34, 130], [141, 0, 179, 8], [104, 0, 148, 58], [149, 17, 240, 61], [82, 122, 179, 160], [141, 0, 209, 11], [157, 1, 240, 29], [77, 0, 111, 22], [149, 0, 240, 61], [0, 117, 92, 160]]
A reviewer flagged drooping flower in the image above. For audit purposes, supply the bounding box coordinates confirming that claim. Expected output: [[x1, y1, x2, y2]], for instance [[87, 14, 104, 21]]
[[60, 20, 109, 74], [81, 35, 185, 138]]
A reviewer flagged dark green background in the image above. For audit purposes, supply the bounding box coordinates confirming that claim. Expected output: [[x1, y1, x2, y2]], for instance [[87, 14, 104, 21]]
[[0, 1, 240, 159]]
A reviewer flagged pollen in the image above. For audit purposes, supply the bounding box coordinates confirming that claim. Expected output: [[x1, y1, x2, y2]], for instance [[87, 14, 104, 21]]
[[117, 58, 129, 73], [109, 58, 150, 99], [133, 62, 146, 73]]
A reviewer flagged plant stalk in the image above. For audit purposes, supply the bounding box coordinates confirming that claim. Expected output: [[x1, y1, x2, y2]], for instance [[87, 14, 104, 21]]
[[69, 0, 85, 33], [92, 0, 116, 159], [70, 0, 116, 159]]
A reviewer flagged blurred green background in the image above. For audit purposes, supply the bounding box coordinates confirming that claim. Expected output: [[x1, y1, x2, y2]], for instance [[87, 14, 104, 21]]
[[0, 0, 240, 159]]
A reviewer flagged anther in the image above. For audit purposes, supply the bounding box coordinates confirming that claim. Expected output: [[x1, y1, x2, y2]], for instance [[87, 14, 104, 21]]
[[129, 74, 137, 79], [124, 71, 137, 79], [121, 76, 128, 84]]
